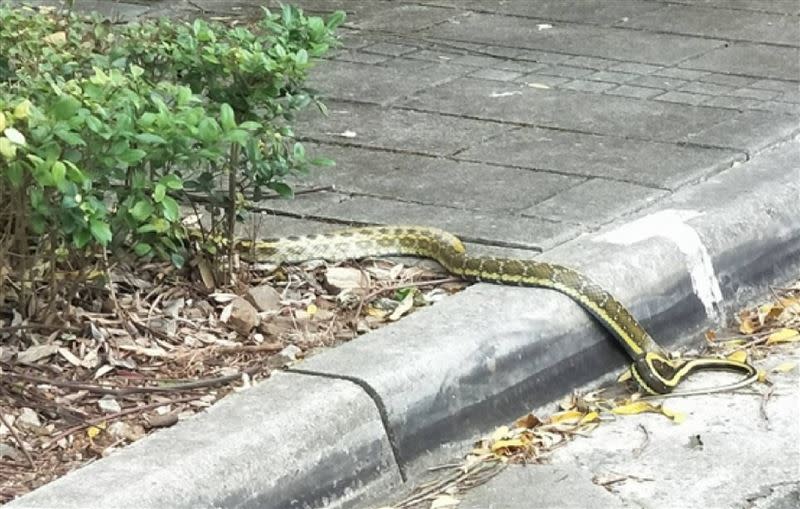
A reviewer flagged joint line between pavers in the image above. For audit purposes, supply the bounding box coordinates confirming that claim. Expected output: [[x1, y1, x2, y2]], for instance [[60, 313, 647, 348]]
[[389, 103, 756, 156], [285, 367, 408, 482], [392, 5, 799, 50], [297, 135, 673, 192]]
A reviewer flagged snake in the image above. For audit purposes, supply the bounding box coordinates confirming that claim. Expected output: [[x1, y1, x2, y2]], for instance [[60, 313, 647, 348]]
[[230, 225, 757, 395]]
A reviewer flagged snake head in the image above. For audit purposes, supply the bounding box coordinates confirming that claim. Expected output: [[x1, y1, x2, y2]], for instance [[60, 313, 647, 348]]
[[630, 352, 688, 395]]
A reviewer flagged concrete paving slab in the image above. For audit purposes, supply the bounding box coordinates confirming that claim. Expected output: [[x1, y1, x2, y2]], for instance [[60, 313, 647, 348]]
[[455, 126, 744, 189], [419, 13, 725, 65], [451, 347, 799, 509], [547, 349, 800, 509], [521, 178, 668, 226], [423, 0, 664, 26], [294, 102, 513, 156], [401, 77, 735, 142], [623, 4, 800, 45], [688, 110, 800, 153], [6, 372, 403, 509], [347, 3, 457, 32], [308, 60, 467, 105], [664, 0, 800, 15], [294, 143, 583, 213], [680, 44, 800, 80], [459, 464, 627, 509]]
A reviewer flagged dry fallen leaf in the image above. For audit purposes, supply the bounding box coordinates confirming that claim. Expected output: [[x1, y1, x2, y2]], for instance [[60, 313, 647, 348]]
[[766, 328, 799, 344], [727, 350, 748, 363], [772, 362, 796, 373], [549, 410, 584, 424], [430, 494, 460, 508]]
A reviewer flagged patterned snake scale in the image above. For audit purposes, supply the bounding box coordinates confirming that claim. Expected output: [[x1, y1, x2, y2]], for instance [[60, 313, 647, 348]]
[[233, 225, 757, 395]]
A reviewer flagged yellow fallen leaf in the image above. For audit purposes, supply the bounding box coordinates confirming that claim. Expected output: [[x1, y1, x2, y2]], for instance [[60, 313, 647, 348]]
[[491, 438, 526, 452], [306, 303, 318, 316], [757, 369, 768, 383], [661, 406, 686, 424], [580, 411, 599, 424], [611, 401, 658, 415], [727, 350, 748, 363], [549, 410, 585, 424], [772, 362, 796, 373], [86, 422, 106, 439], [766, 328, 799, 344]]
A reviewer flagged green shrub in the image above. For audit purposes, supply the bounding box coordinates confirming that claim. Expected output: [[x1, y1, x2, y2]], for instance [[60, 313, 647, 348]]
[[0, 4, 343, 293]]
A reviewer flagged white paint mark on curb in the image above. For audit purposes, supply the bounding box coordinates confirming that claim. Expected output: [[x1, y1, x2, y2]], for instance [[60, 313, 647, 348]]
[[597, 209, 724, 323]]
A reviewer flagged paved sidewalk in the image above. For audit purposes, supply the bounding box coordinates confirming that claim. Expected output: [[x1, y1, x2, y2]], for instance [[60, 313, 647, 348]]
[[7, 1, 800, 508]]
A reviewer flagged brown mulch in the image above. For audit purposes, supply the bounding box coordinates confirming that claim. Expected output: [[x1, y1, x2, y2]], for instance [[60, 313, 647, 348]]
[[0, 254, 466, 503]]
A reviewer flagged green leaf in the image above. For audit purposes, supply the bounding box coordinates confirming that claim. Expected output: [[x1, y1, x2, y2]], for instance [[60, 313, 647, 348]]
[[52, 95, 81, 121], [51, 161, 66, 187], [161, 196, 179, 221], [153, 183, 166, 203], [308, 16, 325, 36], [90, 219, 112, 245], [197, 118, 221, 142], [170, 252, 186, 268], [130, 200, 154, 221], [219, 103, 236, 131], [224, 129, 249, 145], [135, 133, 167, 145], [134, 242, 152, 256], [54, 130, 86, 146], [239, 121, 262, 131], [118, 148, 147, 164], [292, 142, 305, 160], [73, 228, 92, 248], [295, 48, 308, 66], [327, 10, 346, 29], [268, 181, 294, 198], [85, 115, 105, 135], [160, 174, 183, 190], [310, 157, 335, 167]]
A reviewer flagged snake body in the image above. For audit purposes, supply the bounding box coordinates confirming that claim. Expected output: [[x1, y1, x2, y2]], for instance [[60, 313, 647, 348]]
[[235, 225, 757, 395]]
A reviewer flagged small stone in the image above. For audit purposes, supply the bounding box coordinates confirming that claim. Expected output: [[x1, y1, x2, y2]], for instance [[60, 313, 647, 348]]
[[0, 416, 11, 436], [98, 397, 122, 414], [225, 297, 260, 336], [16, 407, 41, 429], [245, 285, 283, 312], [0, 443, 24, 461], [107, 421, 136, 440], [325, 267, 369, 292], [269, 344, 303, 368], [279, 344, 302, 361]]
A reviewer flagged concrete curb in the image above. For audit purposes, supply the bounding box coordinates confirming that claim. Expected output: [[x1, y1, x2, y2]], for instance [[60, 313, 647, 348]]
[[8, 139, 800, 508]]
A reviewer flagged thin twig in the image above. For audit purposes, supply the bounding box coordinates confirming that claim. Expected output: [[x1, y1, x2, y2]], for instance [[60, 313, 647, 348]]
[[0, 410, 35, 469], [43, 395, 202, 450], [5, 365, 262, 397]]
